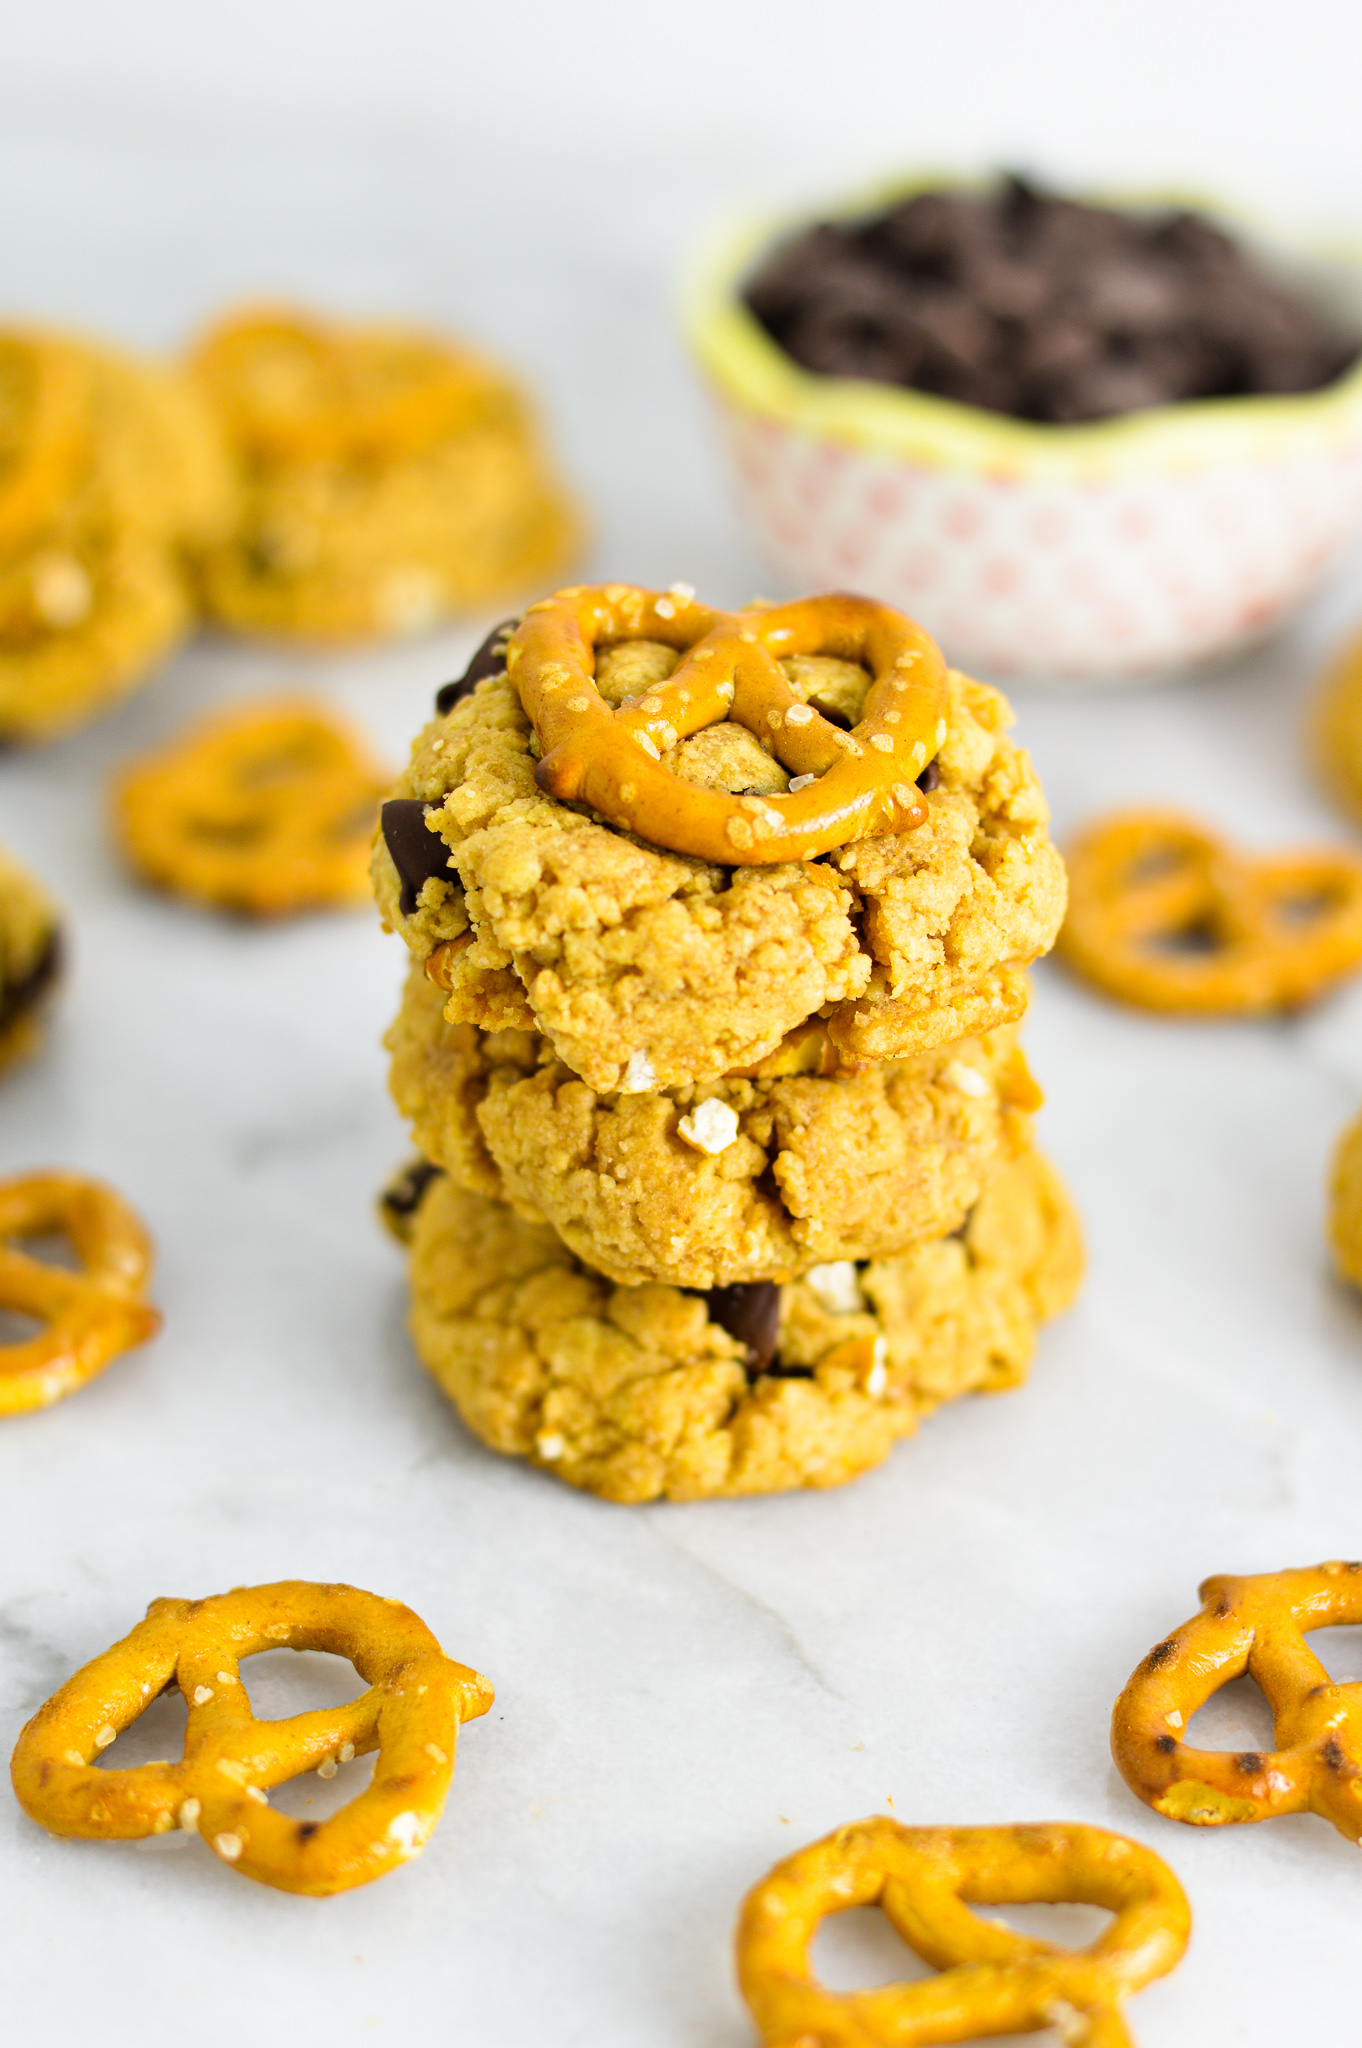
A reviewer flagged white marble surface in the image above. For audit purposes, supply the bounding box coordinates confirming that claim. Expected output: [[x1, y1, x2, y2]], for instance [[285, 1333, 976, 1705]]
[[5, 62, 1362, 2048]]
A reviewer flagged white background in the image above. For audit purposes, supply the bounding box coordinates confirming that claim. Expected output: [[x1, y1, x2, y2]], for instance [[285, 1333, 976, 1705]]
[[3, 3, 1362, 2043]]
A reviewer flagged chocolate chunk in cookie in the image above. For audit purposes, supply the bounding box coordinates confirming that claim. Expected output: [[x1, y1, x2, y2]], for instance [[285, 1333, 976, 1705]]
[[0, 930, 61, 1036], [434, 617, 521, 715], [704, 1280, 781, 1378], [380, 799, 453, 916]]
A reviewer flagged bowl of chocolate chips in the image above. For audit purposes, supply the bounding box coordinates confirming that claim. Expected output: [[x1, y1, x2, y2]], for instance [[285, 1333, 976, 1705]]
[[684, 175, 1362, 681]]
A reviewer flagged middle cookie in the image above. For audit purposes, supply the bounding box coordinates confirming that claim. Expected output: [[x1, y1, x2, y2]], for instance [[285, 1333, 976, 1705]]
[[387, 965, 1038, 1288]]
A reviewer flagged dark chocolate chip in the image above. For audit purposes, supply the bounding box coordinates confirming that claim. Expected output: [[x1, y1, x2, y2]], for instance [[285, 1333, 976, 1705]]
[[381, 1158, 444, 1224], [916, 761, 941, 793], [380, 799, 451, 917], [434, 617, 521, 715], [742, 175, 1360, 422], [705, 1280, 782, 1379], [0, 929, 61, 1035]]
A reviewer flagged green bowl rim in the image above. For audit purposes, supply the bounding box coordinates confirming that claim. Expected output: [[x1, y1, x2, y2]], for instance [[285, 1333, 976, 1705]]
[[680, 171, 1362, 481]]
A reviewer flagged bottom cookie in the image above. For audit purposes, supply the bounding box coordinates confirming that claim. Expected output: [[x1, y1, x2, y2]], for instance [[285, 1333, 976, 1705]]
[[393, 1137, 1082, 1504]]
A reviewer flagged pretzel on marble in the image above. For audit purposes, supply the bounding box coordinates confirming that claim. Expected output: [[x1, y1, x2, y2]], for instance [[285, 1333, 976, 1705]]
[[114, 698, 390, 916], [0, 330, 92, 559], [1058, 808, 1362, 1013], [1112, 1561, 1362, 1842], [10, 1580, 494, 1896], [190, 306, 511, 465], [0, 1171, 160, 1417], [508, 584, 950, 864], [736, 1815, 1189, 2048]]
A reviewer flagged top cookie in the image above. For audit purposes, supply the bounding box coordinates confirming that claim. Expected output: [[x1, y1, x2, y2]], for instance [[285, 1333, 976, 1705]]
[[373, 586, 1065, 1091]]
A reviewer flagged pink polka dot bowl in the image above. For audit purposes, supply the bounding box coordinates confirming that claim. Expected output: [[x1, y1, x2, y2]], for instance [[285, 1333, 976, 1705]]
[[682, 181, 1362, 683]]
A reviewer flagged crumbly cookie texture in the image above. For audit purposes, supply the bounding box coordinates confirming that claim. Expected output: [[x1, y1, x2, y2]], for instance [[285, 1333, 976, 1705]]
[[0, 335, 235, 744], [0, 845, 62, 1076], [387, 964, 1038, 1287], [401, 1136, 1083, 1504], [1329, 1109, 1362, 1286], [372, 655, 1064, 1090]]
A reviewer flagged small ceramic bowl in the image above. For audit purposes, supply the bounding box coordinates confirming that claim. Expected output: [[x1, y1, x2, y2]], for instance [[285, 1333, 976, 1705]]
[[682, 178, 1362, 683]]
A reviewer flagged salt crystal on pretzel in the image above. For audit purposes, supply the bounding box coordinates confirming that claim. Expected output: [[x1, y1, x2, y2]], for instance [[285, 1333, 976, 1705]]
[[510, 585, 949, 865]]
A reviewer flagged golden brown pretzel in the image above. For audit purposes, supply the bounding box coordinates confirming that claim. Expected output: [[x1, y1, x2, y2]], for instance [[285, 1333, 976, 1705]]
[[1112, 1561, 1362, 1840], [0, 330, 92, 557], [11, 1580, 494, 1896], [190, 306, 510, 465], [114, 697, 390, 916], [736, 1815, 1189, 2048], [1058, 807, 1362, 1013], [508, 584, 949, 864], [0, 1170, 160, 1417]]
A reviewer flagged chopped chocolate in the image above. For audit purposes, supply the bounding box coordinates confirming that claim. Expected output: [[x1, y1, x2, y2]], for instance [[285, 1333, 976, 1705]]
[[743, 176, 1360, 424], [381, 1158, 444, 1225], [705, 1280, 782, 1379], [380, 799, 451, 916], [916, 761, 941, 793], [0, 929, 61, 1035], [434, 617, 520, 715]]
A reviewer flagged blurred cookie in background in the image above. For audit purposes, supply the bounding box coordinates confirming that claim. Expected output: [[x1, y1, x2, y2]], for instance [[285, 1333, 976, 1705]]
[[1312, 624, 1362, 824], [188, 306, 582, 643], [0, 845, 62, 1076], [0, 327, 235, 743], [1328, 1107, 1362, 1289]]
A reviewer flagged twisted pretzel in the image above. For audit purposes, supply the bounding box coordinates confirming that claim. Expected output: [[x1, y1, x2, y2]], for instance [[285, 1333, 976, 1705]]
[[1112, 1561, 1362, 1841], [1058, 808, 1362, 1013], [114, 698, 390, 916], [509, 585, 949, 864], [0, 1171, 160, 1417], [190, 306, 511, 465], [736, 1816, 1189, 2048], [0, 330, 92, 557], [11, 1580, 494, 1896]]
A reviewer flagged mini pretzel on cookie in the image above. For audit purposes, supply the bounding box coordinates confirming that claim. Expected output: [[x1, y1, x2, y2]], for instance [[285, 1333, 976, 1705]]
[[1112, 1562, 1362, 1842], [736, 1815, 1190, 2048], [114, 698, 390, 917], [510, 584, 949, 864], [0, 1171, 160, 1416], [1057, 807, 1362, 1013], [10, 1580, 493, 1895]]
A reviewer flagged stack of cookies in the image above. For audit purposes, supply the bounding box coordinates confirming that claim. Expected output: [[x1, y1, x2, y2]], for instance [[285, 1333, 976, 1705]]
[[373, 584, 1081, 1503]]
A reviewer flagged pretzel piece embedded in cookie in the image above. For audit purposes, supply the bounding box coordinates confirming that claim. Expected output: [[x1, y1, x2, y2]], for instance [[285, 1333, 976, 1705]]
[[510, 585, 949, 864], [736, 1815, 1189, 2047], [0, 1171, 160, 1416], [114, 697, 390, 916], [1058, 807, 1362, 1013], [10, 1580, 494, 1895], [1112, 1561, 1362, 1841]]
